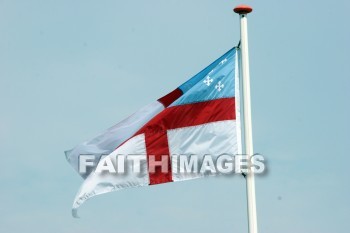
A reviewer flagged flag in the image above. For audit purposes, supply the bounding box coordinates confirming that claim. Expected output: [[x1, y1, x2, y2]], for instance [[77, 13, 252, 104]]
[[65, 47, 241, 217]]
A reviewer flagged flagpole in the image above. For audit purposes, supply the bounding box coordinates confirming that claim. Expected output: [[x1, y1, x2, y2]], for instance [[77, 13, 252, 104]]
[[234, 5, 258, 233]]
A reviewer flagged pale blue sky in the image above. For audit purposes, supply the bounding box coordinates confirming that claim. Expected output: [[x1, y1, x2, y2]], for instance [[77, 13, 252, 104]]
[[1, 0, 349, 232]]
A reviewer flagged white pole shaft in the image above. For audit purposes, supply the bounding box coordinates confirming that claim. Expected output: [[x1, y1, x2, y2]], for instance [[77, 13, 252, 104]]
[[239, 14, 258, 233]]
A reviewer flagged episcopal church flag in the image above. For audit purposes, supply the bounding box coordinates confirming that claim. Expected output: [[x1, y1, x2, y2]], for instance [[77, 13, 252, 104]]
[[65, 47, 242, 216]]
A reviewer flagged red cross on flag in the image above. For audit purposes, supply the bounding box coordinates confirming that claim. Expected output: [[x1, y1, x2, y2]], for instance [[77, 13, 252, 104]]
[[66, 48, 242, 217]]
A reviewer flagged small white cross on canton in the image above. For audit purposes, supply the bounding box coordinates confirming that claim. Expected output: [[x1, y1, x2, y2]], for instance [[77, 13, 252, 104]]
[[203, 76, 213, 86], [215, 81, 224, 92], [219, 58, 228, 65]]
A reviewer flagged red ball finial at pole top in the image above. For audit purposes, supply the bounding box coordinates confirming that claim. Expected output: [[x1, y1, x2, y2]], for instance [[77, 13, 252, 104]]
[[233, 5, 253, 14]]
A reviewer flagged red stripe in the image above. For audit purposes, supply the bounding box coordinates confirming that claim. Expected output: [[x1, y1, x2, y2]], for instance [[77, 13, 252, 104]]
[[136, 97, 236, 185], [158, 88, 183, 107], [144, 131, 173, 185], [137, 97, 236, 134]]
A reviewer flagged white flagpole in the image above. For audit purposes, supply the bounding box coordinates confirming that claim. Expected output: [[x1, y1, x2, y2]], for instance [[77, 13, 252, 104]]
[[234, 5, 258, 233]]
